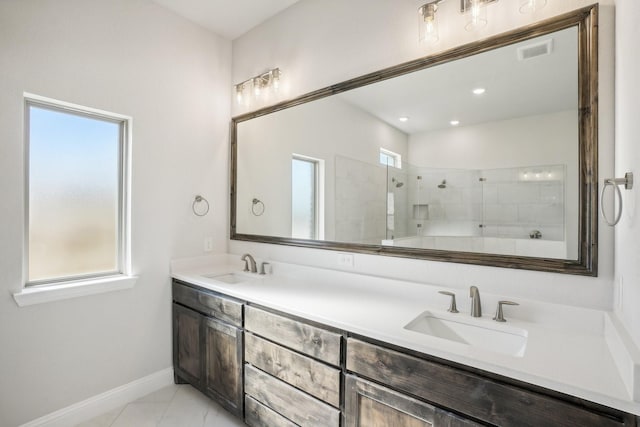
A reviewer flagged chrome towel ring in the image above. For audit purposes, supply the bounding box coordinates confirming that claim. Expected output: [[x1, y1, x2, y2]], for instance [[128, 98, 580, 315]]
[[600, 172, 633, 226], [192, 195, 210, 217], [251, 198, 265, 216]]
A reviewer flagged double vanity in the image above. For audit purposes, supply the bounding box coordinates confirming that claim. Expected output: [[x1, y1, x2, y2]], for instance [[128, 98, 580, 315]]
[[171, 255, 640, 426], [168, 4, 640, 426]]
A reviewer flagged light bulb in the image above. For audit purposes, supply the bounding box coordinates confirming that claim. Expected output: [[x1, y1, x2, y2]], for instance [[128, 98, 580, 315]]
[[271, 69, 281, 91], [253, 77, 262, 97], [235, 84, 246, 105], [418, 3, 439, 44], [465, 0, 487, 31]]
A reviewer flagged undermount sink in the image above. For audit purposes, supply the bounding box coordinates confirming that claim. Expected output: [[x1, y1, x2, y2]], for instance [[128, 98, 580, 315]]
[[202, 272, 263, 284], [404, 311, 528, 357]]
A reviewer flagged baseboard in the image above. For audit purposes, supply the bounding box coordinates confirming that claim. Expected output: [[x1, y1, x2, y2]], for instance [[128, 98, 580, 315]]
[[20, 367, 174, 427]]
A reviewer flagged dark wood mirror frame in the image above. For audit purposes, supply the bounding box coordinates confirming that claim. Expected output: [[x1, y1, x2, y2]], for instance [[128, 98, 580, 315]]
[[230, 5, 598, 276]]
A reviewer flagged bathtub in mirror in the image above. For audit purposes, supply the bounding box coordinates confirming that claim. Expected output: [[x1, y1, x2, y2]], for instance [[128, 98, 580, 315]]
[[231, 6, 598, 276]]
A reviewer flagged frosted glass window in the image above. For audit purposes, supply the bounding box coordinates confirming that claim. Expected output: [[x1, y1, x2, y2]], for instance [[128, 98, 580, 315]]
[[27, 101, 126, 284], [292, 157, 318, 239]]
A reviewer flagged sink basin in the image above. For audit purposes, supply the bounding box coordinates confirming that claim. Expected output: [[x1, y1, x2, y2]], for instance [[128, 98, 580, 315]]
[[404, 311, 528, 357], [202, 272, 263, 284]]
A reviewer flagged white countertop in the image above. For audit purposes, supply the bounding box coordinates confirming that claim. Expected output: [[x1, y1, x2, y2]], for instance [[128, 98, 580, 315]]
[[171, 254, 640, 416]]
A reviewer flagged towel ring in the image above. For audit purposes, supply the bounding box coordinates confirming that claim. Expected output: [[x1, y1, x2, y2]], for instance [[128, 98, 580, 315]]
[[251, 198, 265, 216], [192, 195, 210, 217], [600, 172, 633, 226]]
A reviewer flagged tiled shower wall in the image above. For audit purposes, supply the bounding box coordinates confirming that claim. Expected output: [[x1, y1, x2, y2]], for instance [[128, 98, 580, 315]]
[[334, 155, 387, 244], [407, 165, 566, 241], [334, 158, 565, 244]]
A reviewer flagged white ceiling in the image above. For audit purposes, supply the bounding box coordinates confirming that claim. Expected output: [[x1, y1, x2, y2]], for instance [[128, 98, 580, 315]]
[[338, 27, 579, 135], [152, 0, 300, 40]]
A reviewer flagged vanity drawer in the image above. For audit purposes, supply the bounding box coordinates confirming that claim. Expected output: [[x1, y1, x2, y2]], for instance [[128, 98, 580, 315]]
[[346, 338, 631, 427], [245, 305, 341, 367], [172, 281, 242, 327], [245, 332, 340, 407], [245, 364, 340, 427], [245, 395, 297, 427]]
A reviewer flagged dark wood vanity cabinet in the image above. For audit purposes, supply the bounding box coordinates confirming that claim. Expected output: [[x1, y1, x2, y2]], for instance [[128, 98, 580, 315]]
[[346, 338, 637, 427], [345, 375, 482, 427], [172, 280, 243, 417], [243, 305, 342, 427]]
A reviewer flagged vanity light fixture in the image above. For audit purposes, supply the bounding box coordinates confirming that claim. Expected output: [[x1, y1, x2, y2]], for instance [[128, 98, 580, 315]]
[[399, 116, 409, 122], [461, 0, 497, 31], [519, 0, 547, 14], [472, 87, 486, 95], [418, 0, 445, 44], [418, 0, 544, 43], [450, 120, 460, 126], [234, 68, 282, 105]]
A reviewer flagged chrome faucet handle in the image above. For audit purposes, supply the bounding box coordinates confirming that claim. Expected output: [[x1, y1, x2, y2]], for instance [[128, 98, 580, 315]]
[[259, 262, 270, 275], [493, 301, 519, 322], [242, 259, 249, 272], [438, 291, 459, 313]]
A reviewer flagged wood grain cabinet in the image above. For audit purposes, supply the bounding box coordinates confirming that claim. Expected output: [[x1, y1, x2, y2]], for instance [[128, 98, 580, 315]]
[[345, 375, 482, 427], [346, 338, 638, 427], [243, 305, 342, 427], [172, 280, 243, 417]]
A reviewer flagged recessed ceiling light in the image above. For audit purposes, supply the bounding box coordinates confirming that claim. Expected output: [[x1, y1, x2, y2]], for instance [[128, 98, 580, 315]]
[[472, 88, 486, 95], [450, 120, 460, 126], [399, 116, 409, 122]]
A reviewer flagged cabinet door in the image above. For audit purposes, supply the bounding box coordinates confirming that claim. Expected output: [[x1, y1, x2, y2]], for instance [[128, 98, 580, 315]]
[[203, 316, 243, 416], [173, 303, 202, 385], [345, 375, 482, 427]]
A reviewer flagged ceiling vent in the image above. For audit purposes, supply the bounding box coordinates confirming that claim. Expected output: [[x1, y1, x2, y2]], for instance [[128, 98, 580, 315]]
[[517, 39, 553, 60]]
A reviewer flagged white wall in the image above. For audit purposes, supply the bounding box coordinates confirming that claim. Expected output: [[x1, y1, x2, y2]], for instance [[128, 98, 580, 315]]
[[0, 1, 231, 425], [614, 0, 640, 348], [236, 95, 407, 240], [230, 0, 616, 310]]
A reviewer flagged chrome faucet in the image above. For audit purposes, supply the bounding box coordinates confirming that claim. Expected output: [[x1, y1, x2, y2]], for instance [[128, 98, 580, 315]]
[[241, 253, 257, 273], [469, 286, 482, 317]]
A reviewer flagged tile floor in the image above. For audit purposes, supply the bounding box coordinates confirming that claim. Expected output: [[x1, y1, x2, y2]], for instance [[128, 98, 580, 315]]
[[76, 384, 245, 427]]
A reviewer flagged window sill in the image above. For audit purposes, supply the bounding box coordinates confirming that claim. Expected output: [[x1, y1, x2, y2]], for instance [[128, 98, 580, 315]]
[[13, 275, 137, 307]]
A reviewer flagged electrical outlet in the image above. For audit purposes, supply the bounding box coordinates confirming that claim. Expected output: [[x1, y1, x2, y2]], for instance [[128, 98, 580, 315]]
[[338, 253, 354, 268], [204, 237, 213, 252]]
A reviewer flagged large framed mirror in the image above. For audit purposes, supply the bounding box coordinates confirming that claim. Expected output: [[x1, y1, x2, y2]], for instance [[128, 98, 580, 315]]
[[231, 5, 598, 276]]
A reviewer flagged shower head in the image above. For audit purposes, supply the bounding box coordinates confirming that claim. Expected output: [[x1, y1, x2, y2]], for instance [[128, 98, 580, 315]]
[[437, 179, 447, 189], [391, 177, 404, 188]]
